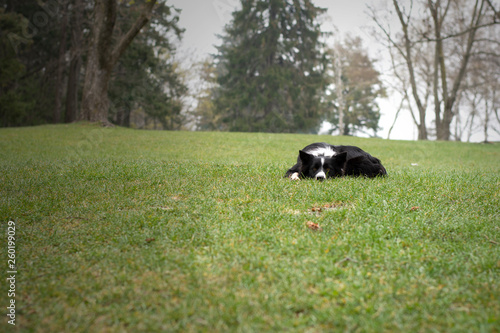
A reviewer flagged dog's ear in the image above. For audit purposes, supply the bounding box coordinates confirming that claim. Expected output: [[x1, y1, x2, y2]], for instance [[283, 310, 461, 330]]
[[346, 155, 365, 166], [327, 152, 348, 176], [299, 150, 313, 163], [334, 152, 348, 165]]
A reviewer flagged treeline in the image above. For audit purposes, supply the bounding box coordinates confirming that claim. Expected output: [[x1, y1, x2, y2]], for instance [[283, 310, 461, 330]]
[[1, 0, 186, 129], [1, 0, 498, 140], [0, 0, 383, 136]]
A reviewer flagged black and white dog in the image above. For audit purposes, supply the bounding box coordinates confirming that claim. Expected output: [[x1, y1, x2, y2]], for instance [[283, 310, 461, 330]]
[[285, 142, 387, 180]]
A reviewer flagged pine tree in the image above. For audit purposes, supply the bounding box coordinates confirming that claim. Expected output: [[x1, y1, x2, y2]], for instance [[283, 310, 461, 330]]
[[213, 0, 329, 133]]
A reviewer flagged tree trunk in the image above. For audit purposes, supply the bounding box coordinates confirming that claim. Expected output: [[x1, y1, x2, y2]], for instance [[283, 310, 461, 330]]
[[54, 0, 68, 123], [335, 52, 344, 136], [79, 0, 157, 125], [79, 0, 115, 124], [65, 0, 83, 123], [431, 0, 484, 140], [65, 49, 82, 123], [483, 99, 489, 142], [80, 53, 113, 124], [393, 0, 428, 140], [418, 111, 427, 140]]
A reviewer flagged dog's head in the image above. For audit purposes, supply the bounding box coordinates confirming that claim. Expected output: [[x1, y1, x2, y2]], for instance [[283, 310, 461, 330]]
[[299, 150, 347, 180]]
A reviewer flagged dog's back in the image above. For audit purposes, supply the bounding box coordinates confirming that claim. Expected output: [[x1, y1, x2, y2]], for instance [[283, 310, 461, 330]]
[[331, 145, 387, 177]]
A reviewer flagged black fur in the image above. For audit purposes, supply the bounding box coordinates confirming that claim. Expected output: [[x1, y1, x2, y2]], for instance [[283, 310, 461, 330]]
[[285, 142, 387, 179]]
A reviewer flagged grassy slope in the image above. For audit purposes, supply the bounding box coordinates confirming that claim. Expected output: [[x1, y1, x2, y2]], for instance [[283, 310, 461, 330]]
[[1, 124, 499, 332]]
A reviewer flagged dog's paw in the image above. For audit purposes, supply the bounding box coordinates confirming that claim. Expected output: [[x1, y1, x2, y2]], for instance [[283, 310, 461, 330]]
[[290, 172, 300, 181]]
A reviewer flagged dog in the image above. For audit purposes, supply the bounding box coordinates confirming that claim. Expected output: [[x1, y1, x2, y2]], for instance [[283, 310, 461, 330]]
[[285, 142, 387, 180]]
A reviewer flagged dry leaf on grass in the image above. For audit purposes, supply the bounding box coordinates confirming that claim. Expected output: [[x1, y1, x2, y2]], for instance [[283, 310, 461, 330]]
[[310, 202, 348, 213], [306, 221, 322, 231]]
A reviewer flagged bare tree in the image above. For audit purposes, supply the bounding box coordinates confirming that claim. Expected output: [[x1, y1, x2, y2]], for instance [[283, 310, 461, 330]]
[[458, 25, 500, 142], [370, 0, 499, 140], [79, 0, 157, 125], [427, 0, 489, 140], [370, 1, 430, 139]]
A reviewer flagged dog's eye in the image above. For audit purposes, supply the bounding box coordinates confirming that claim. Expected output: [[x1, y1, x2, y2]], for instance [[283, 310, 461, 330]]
[[325, 168, 330, 174], [312, 167, 318, 172]]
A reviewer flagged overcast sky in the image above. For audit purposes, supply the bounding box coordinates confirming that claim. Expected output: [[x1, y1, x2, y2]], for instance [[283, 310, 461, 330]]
[[167, 0, 496, 142]]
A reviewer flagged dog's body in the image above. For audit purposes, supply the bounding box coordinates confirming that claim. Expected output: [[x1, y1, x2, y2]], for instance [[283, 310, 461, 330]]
[[285, 142, 387, 180]]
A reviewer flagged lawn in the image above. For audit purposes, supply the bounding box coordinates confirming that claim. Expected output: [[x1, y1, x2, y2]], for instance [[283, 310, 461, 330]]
[[1, 123, 499, 332]]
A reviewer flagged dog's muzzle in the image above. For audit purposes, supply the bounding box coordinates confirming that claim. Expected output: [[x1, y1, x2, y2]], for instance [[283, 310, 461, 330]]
[[315, 171, 326, 180]]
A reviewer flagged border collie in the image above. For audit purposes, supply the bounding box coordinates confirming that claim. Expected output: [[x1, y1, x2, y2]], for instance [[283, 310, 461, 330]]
[[285, 142, 387, 180]]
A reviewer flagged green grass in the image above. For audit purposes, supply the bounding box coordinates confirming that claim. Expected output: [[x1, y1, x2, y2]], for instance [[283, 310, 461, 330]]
[[1, 123, 499, 332]]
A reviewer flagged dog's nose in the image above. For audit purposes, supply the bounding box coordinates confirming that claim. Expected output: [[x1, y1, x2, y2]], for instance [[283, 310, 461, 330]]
[[316, 175, 325, 181]]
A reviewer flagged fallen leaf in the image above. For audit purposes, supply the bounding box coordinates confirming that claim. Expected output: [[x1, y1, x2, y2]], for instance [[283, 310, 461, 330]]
[[410, 206, 420, 211], [310, 202, 347, 214], [306, 221, 322, 231], [145, 238, 155, 243]]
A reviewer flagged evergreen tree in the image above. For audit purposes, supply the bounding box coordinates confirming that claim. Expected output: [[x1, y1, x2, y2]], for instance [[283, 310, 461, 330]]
[[0, 2, 62, 126], [0, 9, 34, 126], [213, 0, 330, 133]]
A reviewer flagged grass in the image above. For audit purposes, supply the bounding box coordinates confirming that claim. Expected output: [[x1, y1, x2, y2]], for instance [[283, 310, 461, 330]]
[[1, 123, 499, 332]]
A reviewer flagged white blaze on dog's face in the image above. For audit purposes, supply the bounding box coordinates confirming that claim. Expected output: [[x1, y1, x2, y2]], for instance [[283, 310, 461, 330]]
[[315, 158, 326, 180]]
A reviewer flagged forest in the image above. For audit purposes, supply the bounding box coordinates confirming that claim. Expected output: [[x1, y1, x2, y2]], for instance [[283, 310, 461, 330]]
[[1, 0, 499, 140]]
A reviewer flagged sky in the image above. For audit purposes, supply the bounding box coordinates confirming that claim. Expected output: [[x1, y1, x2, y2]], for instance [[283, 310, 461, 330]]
[[168, 0, 496, 142]]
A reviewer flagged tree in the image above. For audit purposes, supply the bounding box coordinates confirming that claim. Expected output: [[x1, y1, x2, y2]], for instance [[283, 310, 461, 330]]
[[455, 23, 500, 142], [371, 0, 499, 140], [213, 0, 330, 133], [107, 2, 186, 129], [191, 58, 221, 131], [0, 8, 34, 126], [1, 0, 186, 129], [53, 0, 68, 124], [327, 36, 386, 137], [65, 0, 85, 123], [79, 0, 157, 125], [0, 1, 63, 126]]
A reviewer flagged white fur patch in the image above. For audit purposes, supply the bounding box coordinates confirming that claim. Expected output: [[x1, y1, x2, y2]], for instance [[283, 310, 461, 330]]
[[290, 172, 300, 180], [308, 146, 336, 157], [315, 171, 326, 179]]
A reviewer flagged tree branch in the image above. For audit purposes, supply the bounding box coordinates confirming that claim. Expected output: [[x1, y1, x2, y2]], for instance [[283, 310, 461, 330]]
[[367, 4, 407, 59], [110, 0, 157, 67], [393, 0, 427, 120], [416, 20, 499, 43], [447, 0, 485, 111], [484, 0, 500, 19]]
